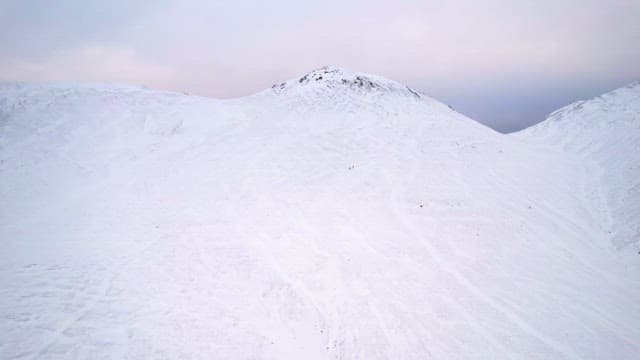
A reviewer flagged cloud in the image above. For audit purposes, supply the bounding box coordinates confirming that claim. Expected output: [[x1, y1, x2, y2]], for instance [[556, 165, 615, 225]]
[[0, 0, 164, 61], [0, 44, 177, 88]]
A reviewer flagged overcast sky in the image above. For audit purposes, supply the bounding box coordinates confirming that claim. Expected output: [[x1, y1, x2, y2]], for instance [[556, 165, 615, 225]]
[[1, 0, 639, 132]]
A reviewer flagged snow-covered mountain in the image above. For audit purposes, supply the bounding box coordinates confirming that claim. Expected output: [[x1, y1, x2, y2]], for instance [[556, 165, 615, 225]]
[[517, 82, 640, 249], [0, 68, 638, 359]]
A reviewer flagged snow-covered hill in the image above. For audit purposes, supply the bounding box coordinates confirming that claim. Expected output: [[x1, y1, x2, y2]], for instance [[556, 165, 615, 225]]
[[517, 82, 640, 249], [0, 69, 638, 359]]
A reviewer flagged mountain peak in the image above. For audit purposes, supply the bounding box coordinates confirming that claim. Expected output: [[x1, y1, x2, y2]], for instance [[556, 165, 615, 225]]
[[269, 66, 422, 98]]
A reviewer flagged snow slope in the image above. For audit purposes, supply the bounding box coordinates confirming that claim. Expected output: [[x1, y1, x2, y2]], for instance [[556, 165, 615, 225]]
[[1, 69, 638, 359], [517, 82, 640, 249]]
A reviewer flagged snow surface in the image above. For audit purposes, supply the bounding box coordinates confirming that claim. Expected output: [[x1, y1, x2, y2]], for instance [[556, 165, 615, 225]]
[[0, 69, 639, 359], [516, 82, 640, 249]]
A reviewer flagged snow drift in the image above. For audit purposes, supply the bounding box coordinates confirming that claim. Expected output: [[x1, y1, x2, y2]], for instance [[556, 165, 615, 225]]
[[1, 68, 638, 359]]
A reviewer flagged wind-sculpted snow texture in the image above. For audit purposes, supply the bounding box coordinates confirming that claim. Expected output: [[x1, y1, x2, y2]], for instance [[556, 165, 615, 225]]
[[1, 68, 638, 359]]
